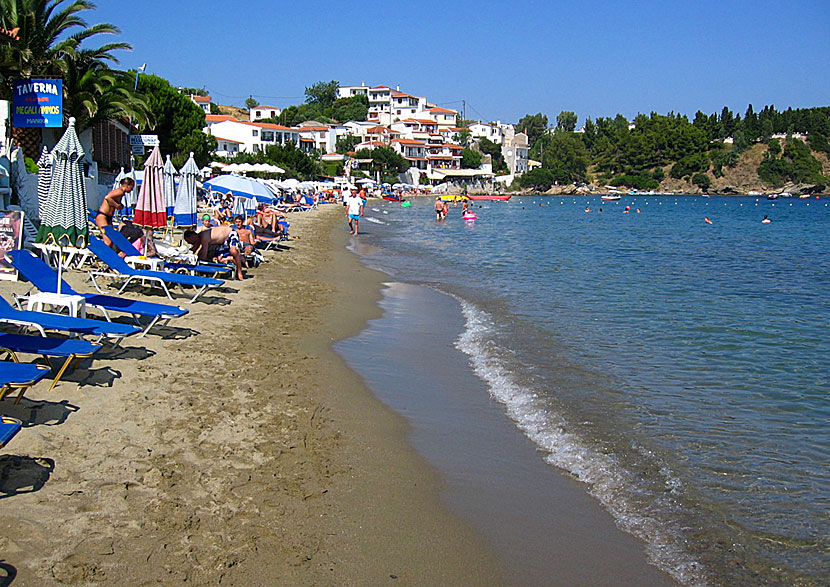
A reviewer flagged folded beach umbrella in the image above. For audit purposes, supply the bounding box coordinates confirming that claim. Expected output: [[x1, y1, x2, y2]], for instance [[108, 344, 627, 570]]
[[231, 195, 245, 217], [121, 167, 135, 219], [36, 117, 87, 248], [244, 196, 258, 219], [173, 152, 199, 227], [163, 154, 177, 218], [133, 145, 167, 229], [36, 145, 52, 221]]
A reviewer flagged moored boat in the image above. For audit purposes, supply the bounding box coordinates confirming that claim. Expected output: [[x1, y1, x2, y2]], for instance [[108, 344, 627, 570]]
[[601, 194, 621, 201]]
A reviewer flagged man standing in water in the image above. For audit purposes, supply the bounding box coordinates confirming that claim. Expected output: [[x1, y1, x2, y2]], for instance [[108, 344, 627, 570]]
[[96, 177, 135, 247], [345, 189, 364, 235]]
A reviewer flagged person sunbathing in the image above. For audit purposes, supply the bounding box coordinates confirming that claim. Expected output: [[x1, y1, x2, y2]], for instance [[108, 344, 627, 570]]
[[183, 225, 244, 280]]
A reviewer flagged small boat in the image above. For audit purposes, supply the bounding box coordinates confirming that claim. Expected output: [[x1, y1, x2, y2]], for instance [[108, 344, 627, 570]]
[[601, 194, 621, 201], [767, 194, 779, 200], [466, 194, 512, 201], [798, 194, 810, 199]]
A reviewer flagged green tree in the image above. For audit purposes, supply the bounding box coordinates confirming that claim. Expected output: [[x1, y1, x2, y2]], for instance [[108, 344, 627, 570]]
[[461, 147, 482, 169], [478, 137, 506, 174], [355, 146, 407, 180], [327, 93, 367, 122], [305, 80, 339, 109], [692, 172, 711, 191], [0, 0, 122, 96], [556, 110, 577, 133], [136, 73, 212, 165], [335, 134, 361, 154], [245, 95, 259, 109], [517, 113, 548, 149], [62, 46, 150, 133], [456, 128, 471, 147], [518, 168, 554, 191], [542, 131, 590, 183]]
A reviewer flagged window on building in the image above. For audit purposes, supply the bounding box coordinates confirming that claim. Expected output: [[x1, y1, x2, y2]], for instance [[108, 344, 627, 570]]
[[252, 130, 259, 137], [256, 111, 261, 118]]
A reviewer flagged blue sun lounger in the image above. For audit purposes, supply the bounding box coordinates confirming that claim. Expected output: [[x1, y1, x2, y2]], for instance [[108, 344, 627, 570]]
[[7, 250, 189, 338], [86, 235, 224, 303], [0, 332, 101, 392], [0, 362, 50, 404], [101, 227, 234, 279], [0, 295, 139, 343], [0, 415, 23, 447]]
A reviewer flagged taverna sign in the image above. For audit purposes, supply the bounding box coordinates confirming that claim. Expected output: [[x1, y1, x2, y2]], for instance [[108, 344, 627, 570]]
[[12, 79, 63, 128]]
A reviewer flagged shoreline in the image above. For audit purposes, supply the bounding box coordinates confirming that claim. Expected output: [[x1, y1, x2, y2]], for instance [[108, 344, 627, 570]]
[[0, 205, 500, 585]]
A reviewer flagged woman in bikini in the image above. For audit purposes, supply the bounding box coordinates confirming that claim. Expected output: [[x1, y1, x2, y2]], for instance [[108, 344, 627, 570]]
[[96, 177, 135, 247]]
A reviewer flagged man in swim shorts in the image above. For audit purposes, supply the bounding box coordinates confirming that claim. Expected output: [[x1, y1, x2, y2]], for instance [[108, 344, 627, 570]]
[[96, 177, 135, 247], [345, 188, 364, 235], [183, 224, 244, 280]]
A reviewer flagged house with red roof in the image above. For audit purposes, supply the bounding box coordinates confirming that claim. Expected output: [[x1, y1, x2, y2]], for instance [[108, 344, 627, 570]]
[[204, 118, 299, 154], [190, 94, 212, 114]]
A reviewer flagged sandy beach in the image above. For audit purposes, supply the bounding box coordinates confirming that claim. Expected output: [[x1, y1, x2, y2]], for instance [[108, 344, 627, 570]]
[[0, 205, 499, 585]]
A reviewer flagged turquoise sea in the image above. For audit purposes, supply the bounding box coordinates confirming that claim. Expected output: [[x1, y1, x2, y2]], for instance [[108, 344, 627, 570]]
[[337, 195, 829, 585]]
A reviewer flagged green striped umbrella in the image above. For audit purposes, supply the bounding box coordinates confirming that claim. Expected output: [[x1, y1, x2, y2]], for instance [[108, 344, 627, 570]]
[[36, 117, 88, 247]]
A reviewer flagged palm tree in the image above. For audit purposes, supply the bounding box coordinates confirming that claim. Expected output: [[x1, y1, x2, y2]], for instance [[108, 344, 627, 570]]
[[62, 45, 152, 133], [0, 0, 118, 95], [0, 0, 149, 156]]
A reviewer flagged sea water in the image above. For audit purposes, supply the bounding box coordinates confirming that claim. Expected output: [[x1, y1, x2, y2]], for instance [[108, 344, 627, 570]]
[[337, 195, 829, 585]]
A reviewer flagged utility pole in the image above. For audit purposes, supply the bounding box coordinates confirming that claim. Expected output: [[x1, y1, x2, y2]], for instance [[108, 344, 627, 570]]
[[462, 100, 466, 125]]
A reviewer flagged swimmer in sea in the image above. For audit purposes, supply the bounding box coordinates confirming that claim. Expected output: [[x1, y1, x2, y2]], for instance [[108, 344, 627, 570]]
[[585, 205, 591, 213], [762, 215, 771, 224], [705, 217, 713, 224]]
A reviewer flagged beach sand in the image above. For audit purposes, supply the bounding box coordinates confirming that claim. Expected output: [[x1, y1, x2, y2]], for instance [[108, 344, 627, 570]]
[[0, 205, 499, 585]]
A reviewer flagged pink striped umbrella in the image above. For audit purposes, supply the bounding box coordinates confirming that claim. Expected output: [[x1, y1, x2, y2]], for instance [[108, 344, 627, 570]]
[[133, 145, 167, 228]]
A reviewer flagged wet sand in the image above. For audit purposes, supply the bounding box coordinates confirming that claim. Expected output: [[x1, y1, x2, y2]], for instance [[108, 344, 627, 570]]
[[0, 203, 672, 585]]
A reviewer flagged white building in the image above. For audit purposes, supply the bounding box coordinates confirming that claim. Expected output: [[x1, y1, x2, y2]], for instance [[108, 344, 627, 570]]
[[213, 136, 242, 157], [501, 128, 530, 175], [416, 106, 458, 131], [338, 83, 370, 99], [390, 138, 427, 170], [367, 85, 393, 125], [249, 105, 282, 122], [390, 90, 428, 121], [204, 119, 300, 154], [190, 95, 211, 113], [296, 124, 337, 154], [469, 121, 505, 145]]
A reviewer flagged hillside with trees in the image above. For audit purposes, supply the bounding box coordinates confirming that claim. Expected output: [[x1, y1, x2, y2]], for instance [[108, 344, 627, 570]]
[[517, 106, 830, 194]]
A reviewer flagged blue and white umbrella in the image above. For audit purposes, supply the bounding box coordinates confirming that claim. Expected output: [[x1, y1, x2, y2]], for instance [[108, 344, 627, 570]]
[[203, 174, 276, 203], [163, 154, 176, 218], [173, 152, 199, 227]]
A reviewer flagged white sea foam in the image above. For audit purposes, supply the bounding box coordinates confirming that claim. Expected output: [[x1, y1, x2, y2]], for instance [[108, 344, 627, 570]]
[[454, 296, 708, 586]]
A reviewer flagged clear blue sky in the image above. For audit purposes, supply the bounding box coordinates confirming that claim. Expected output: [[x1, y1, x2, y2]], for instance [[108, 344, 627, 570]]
[[92, 0, 829, 126]]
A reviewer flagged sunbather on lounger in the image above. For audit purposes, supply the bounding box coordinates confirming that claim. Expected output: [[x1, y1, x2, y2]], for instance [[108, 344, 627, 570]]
[[183, 225, 244, 280]]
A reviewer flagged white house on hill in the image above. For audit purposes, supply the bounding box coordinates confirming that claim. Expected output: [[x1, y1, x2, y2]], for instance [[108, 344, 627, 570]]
[[250, 105, 282, 122], [190, 95, 211, 113]]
